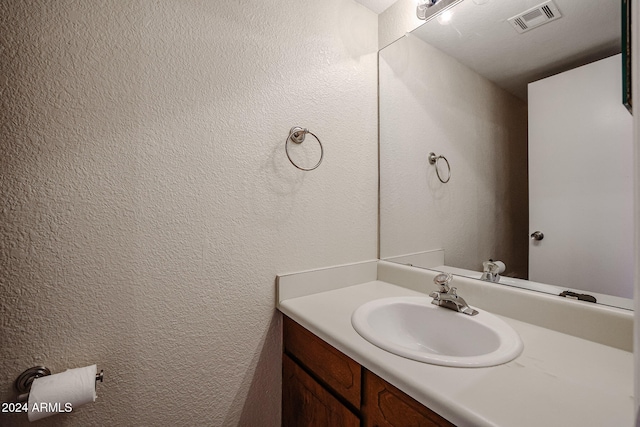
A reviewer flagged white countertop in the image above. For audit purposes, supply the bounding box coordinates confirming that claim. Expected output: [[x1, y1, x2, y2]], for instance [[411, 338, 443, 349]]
[[278, 279, 634, 427]]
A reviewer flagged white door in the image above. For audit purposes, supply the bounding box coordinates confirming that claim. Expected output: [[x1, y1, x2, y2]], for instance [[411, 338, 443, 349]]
[[528, 54, 633, 299]]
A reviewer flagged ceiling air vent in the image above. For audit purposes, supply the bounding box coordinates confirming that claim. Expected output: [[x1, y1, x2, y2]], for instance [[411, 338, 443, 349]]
[[507, 0, 562, 34]]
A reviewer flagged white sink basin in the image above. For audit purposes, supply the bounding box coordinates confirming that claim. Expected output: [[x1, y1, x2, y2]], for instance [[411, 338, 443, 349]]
[[351, 296, 523, 367]]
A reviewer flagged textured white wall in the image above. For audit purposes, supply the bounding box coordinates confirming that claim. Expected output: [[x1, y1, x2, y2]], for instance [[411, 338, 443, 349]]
[[0, 1, 378, 425], [378, 0, 423, 48], [379, 34, 529, 277]]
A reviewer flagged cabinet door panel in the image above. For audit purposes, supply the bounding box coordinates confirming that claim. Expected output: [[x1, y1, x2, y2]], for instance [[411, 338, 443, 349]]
[[283, 354, 360, 427], [283, 316, 361, 408], [363, 370, 455, 427]]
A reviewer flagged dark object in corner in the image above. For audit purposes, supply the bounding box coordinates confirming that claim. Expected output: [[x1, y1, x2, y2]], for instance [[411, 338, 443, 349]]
[[559, 291, 597, 303], [622, 0, 632, 114]]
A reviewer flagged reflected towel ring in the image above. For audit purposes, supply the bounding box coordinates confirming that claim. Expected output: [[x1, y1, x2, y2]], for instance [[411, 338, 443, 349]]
[[285, 127, 324, 171], [428, 152, 451, 183]]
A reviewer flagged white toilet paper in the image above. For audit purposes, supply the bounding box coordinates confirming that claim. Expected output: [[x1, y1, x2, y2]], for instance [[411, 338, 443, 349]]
[[27, 364, 97, 422]]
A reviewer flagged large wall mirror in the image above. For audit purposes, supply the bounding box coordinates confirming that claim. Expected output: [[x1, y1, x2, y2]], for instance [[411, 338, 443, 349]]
[[379, 0, 634, 310]]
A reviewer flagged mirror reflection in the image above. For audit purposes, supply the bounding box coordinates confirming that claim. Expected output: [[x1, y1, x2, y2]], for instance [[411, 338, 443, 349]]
[[379, 0, 633, 309]]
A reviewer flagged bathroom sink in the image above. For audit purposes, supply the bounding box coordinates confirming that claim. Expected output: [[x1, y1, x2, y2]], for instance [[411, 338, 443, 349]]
[[351, 297, 523, 367]]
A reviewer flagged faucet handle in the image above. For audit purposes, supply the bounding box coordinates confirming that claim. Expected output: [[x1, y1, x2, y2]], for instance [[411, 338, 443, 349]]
[[433, 273, 452, 292], [482, 261, 499, 273]]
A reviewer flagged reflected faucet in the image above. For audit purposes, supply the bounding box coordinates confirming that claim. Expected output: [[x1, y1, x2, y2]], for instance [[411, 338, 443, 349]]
[[481, 261, 501, 283], [429, 273, 478, 316]]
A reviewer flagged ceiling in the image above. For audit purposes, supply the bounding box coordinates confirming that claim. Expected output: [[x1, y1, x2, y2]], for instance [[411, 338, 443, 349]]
[[410, 0, 621, 99], [355, 0, 398, 14]]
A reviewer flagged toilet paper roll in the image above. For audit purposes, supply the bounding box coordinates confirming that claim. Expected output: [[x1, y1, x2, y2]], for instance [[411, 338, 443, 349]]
[[27, 364, 97, 422]]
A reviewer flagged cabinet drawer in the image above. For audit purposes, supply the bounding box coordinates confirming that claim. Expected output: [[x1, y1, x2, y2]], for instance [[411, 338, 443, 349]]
[[363, 370, 455, 427], [283, 316, 361, 409]]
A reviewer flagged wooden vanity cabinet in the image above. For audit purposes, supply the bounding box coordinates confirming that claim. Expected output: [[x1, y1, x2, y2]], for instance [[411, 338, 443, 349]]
[[282, 316, 455, 427], [282, 354, 360, 427], [282, 315, 361, 427], [363, 371, 455, 427]]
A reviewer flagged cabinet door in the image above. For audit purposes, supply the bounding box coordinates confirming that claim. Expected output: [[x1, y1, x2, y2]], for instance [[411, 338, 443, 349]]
[[363, 370, 454, 427], [283, 354, 360, 427], [528, 54, 633, 297], [283, 316, 361, 409]]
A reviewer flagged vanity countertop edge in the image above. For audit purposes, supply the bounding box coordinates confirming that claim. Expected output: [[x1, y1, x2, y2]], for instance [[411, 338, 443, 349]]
[[277, 267, 633, 427]]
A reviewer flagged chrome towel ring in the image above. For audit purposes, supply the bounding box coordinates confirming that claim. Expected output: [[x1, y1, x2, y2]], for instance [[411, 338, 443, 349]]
[[285, 127, 324, 171], [428, 152, 451, 183]]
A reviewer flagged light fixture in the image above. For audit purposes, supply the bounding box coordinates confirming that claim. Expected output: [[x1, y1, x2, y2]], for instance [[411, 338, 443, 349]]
[[437, 9, 454, 24], [417, 0, 464, 22]]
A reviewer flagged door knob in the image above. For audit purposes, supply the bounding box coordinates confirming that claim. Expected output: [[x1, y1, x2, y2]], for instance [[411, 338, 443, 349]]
[[530, 231, 544, 241]]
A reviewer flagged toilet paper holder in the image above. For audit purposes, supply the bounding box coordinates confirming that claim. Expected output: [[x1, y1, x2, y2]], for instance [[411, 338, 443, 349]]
[[15, 366, 104, 402]]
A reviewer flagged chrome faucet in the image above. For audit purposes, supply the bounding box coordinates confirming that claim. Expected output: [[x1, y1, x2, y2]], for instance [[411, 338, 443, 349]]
[[480, 260, 501, 283], [429, 273, 478, 316]]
